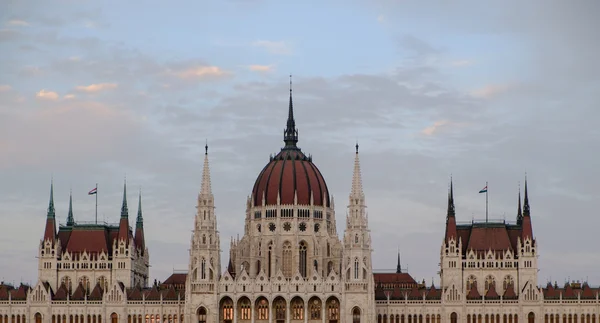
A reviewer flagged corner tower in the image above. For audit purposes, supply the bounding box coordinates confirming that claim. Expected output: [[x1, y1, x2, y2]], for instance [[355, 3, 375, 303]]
[[342, 143, 375, 322]]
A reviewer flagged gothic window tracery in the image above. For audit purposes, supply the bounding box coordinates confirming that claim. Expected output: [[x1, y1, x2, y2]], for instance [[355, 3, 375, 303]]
[[309, 298, 322, 319], [299, 241, 307, 277], [291, 297, 304, 320], [282, 241, 292, 277], [503, 276, 514, 292], [485, 275, 496, 292], [201, 258, 206, 280], [274, 298, 286, 320], [256, 299, 269, 320], [354, 258, 359, 279], [466, 275, 477, 290]]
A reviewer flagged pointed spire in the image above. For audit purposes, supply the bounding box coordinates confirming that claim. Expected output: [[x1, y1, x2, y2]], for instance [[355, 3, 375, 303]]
[[447, 176, 455, 218], [121, 179, 128, 218], [396, 251, 402, 274], [523, 175, 530, 217], [66, 190, 74, 226], [136, 189, 143, 227], [517, 182, 523, 224], [200, 141, 213, 197], [283, 75, 299, 149], [350, 142, 364, 198], [43, 179, 57, 243], [135, 188, 146, 254], [47, 179, 56, 218]]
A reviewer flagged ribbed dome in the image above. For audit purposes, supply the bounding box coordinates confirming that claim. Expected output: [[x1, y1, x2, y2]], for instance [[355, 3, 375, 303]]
[[250, 79, 330, 207], [251, 149, 330, 207]]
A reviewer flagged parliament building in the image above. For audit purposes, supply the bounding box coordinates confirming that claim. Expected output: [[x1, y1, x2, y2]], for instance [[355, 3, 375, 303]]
[[1, 88, 599, 323]]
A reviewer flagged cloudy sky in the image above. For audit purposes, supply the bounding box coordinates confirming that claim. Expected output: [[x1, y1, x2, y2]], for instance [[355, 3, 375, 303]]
[[1, 0, 599, 287]]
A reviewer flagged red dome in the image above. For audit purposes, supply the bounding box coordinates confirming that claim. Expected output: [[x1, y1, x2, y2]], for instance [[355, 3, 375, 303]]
[[251, 149, 330, 207]]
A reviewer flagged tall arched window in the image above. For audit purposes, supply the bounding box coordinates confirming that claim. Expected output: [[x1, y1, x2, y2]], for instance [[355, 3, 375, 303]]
[[450, 313, 457, 323], [35, 314, 42, 323], [268, 243, 273, 277], [282, 241, 292, 277], [299, 241, 307, 278], [354, 259, 359, 279], [201, 258, 206, 279], [353, 307, 361, 323], [527, 312, 534, 323], [110, 313, 118, 323]]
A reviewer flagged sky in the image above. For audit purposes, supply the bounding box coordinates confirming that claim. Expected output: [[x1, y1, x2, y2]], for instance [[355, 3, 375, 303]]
[[1, 0, 599, 287]]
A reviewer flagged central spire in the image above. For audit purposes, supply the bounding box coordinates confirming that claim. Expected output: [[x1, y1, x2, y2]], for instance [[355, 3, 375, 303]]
[[350, 142, 364, 199], [200, 141, 213, 197], [121, 179, 129, 218], [67, 190, 74, 226], [447, 177, 455, 218], [283, 75, 298, 149]]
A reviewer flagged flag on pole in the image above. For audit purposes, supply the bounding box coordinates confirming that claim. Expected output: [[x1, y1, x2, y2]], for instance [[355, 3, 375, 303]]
[[88, 187, 97, 195], [479, 185, 488, 193]]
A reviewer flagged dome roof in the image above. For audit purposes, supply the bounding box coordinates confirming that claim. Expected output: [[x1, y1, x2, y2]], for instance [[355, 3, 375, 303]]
[[250, 80, 330, 207], [251, 149, 330, 207]]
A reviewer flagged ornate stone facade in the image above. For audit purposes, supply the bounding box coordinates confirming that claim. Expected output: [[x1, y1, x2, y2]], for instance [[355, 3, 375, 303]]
[[1, 88, 599, 323]]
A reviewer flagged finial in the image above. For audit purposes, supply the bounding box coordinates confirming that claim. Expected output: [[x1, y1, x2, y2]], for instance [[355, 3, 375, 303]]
[[121, 178, 129, 218], [290, 74, 292, 93], [355, 141, 359, 154], [205, 139, 208, 155], [47, 178, 56, 218], [67, 188, 74, 226], [283, 77, 299, 149]]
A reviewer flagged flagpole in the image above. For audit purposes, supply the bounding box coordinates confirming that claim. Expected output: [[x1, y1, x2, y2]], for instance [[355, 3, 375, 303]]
[[95, 183, 98, 224], [485, 181, 488, 222]]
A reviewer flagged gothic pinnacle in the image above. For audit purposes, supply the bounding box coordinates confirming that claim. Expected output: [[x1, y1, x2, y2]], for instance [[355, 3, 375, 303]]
[[350, 143, 364, 199], [121, 179, 128, 218], [283, 75, 299, 149], [67, 190, 74, 226], [47, 179, 55, 218]]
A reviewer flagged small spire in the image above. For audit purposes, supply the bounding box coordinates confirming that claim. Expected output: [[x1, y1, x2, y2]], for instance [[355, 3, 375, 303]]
[[350, 143, 364, 199], [396, 250, 402, 273], [121, 179, 128, 218], [47, 179, 55, 218], [200, 143, 213, 197], [67, 189, 74, 226], [517, 182, 523, 224], [283, 75, 299, 149], [205, 139, 208, 155], [136, 188, 143, 226], [447, 176, 455, 218], [523, 175, 530, 217]]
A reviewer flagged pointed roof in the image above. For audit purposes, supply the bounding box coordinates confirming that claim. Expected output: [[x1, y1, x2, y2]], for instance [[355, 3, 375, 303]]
[[200, 142, 213, 197], [66, 190, 74, 226], [350, 142, 364, 199], [53, 283, 69, 300], [127, 286, 143, 300], [581, 283, 595, 299], [145, 286, 161, 300], [485, 284, 500, 299], [283, 75, 299, 150], [396, 252, 402, 274], [88, 282, 104, 300], [161, 286, 178, 300], [521, 176, 533, 240], [466, 282, 481, 299], [135, 189, 145, 254], [444, 178, 457, 242], [118, 180, 130, 243], [517, 184, 523, 224], [426, 284, 441, 300], [503, 283, 517, 299], [43, 180, 57, 242], [227, 257, 235, 278], [71, 283, 86, 300]]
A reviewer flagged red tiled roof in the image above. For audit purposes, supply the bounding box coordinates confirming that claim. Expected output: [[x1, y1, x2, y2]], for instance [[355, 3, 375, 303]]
[[44, 218, 57, 243], [467, 282, 481, 299], [163, 273, 187, 285], [251, 149, 330, 207], [53, 283, 69, 300], [0, 284, 11, 300], [563, 283, 576, 299], [485, 284, 499, 299], [88, 283, 104, 300], [161, 286, 178, 300], [426, 285, 441, 300], [543, 282, 558, 299], [71, 283, 86, 300], [373, 273, 417, 284], [10, 284, 30, 300], [466, 226, 513, 252], [145, 286, 161, 300], [407, 287, 422, 299], [66, 228, 109, 254], [127, 286, 143, 300], [503, 283, 517, 299], [581, 284, 595, 299]]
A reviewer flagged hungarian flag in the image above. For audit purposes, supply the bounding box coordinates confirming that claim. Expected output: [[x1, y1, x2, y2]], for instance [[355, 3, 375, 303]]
[[479, 185, 487, 193], [88, 187, 97, 195]]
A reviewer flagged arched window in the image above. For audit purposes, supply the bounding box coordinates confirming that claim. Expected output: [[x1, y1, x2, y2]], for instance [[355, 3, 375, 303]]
[[485, 275, 496, 292], [239, 298, 251, 320], [201, 258, 206, 279], [196, 307, 207, 323], [220, 298, 233, 321], [61, 276, 72, 292], [282, 241, 292, 277], [299, 241, 307, 278], [355, 234, 359, 244], [503, 276, 514, 292], [110, 313, 118, 323], [309, 298, 321, 319], [202, 235, 206, 244], [327, 243, 331, 257], [256, 298, 269, 320], [466, 275, 477, 290], [527, 312, 534, 323], [327, 261, 334, 275], [268, 242, 273, 277], [35, 314, 42, 323], [353, 307, 361, 323], [354, 258, 359, 279], [274, 298, 286, 320], [291, 297, 304, 320]]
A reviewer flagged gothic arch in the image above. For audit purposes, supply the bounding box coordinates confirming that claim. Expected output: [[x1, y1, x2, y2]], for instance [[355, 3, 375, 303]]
[[308, 296, 322, 320], [35, 314, 42, 323], [255, 297, 269, 321], [273, 296, 287, 321], [352, 307, 361, 323], [299, 241, 308, 278], [528, 312, 535, 323], [326, 296, 340, 322], [450, 313, 457, 323], [110, 314, 118, 323], [237, 296, 251, 320], [219, 296, 234, 322], [282, 241, 292, 278], [290, 296, 304, 320], [196, 307, 207, 323]]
